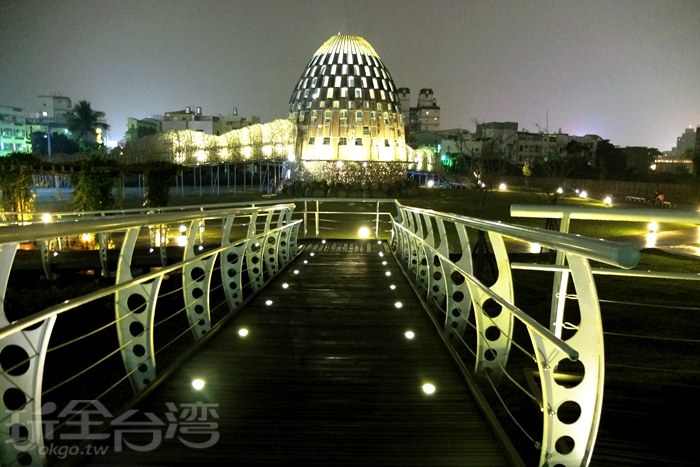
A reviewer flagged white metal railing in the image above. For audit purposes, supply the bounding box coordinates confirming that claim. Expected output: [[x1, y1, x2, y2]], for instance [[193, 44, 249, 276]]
[[0, 203, 301, 466], [0, 199, 647, 467], [392, 202, 640, 467], [509, 205, 700, 338]]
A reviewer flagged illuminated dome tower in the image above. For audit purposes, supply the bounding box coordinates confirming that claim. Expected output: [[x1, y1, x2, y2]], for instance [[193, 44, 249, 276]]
[[288, 34, 406, 162]]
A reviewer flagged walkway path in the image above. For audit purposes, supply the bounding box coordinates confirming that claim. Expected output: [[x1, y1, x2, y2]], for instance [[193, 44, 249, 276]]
[[81, 240, 511, 466]]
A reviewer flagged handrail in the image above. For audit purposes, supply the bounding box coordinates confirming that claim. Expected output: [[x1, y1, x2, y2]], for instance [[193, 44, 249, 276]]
[[398, 202, 640, 269], [0, 219, 302, 340], [394, 222, 578, 360], [510, 204, 700, 224], [0, 203, 295, 243]]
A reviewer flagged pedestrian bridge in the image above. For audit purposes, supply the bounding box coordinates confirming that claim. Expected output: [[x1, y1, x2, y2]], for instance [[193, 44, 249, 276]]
[[0, 199, 641, 466]]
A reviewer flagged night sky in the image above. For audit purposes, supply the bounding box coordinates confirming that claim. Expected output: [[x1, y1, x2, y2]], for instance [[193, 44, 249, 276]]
[[1, 0, 698, 150]]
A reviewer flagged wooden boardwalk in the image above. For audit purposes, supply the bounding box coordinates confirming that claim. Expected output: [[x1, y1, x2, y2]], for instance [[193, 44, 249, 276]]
[[81, 240, 512, 466]]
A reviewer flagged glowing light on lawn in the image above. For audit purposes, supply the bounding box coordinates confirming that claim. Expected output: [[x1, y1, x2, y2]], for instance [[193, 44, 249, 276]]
[[394, 302, 402, 308], [499, 183, 507, 190], [177, 235, 187, 247], [358, 227, 370, 238], [427, 180, 435, 188], [557, 187, 564, 195], [529, 243, 542, 254], [404, 331, 415, 339], [604, 196, 612, 205], [179, 224, 187, 233], [238, 328, 249, 337], [580, 190, 588, 199], [575, 189, 580, 194], [265, 300, 273, 306], [646, 233, 657, 248], [192, 379, 205, 390], [649, 221, 659, 233], [41, 213, 52, 223], [422, 383, 436, 395]]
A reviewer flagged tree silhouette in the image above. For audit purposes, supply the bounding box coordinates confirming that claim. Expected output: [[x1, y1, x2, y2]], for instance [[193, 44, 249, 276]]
[[66, 100, 110, 142]]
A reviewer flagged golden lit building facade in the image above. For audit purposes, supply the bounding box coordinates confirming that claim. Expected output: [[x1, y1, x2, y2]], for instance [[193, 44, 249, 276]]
[[289, 35, 407, 162]]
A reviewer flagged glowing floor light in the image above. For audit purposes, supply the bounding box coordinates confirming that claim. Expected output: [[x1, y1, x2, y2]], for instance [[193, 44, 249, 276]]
[[390, 285, 396, 290], [648, 221, 659, 233], [282, 283, 289, 289], [404, 331, 415, 339], [238, 328, 249, 337], [422, 383, 436, 395], [265, 300, 273, 306], [394, 302, 403, 308], [385, 271, 391, 276], [192, 379, 205, 390]]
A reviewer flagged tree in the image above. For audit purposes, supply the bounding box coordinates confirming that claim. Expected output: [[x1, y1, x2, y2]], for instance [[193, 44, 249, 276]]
[[595, 140, 626, 180], [529, 114, 591, 204], [66, 100, 111, 143], [29, 131, 80, 156]]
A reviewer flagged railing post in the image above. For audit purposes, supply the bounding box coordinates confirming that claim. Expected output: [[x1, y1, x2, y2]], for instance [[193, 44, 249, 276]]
[[221, 214, 247, 311], [533, 253, 604, 467], [315, 200, 320, 238], [98, 232, 112, 278], [550, 213, 572, 337], [182, 220, 217, 340], [114, 227, 161, 394], [303, 201, 308, 238], [0, 242, 55, 467], [375, 201, 380, 239], [471, 232, 514, 384]]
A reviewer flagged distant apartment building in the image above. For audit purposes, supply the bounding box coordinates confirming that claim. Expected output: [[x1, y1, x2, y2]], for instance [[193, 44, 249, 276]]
[[36, 93, 72, 124], [161, 107, 260, 136], [440, 121, 601, 164], [125, 117, 162, 142], [397, 88, 441, 133], [0, 105, 29, 156]]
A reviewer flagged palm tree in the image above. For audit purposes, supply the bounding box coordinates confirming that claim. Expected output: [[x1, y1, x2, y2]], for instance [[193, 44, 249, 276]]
[[65, 100, 111, 142]]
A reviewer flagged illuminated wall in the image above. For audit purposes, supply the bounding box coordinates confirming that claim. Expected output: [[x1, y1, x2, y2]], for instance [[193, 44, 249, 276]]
[[120, 119, 296, 165]]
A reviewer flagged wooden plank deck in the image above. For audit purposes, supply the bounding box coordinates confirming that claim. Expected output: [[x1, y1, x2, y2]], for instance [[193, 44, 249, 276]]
[[81, 240, 511, 466]]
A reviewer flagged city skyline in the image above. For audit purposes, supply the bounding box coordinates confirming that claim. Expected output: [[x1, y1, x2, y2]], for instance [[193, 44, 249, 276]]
[[1, 0, 698, 151]]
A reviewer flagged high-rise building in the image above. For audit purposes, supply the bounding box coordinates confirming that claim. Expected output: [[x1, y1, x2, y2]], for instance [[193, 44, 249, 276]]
[[288, 34, 406, 161]]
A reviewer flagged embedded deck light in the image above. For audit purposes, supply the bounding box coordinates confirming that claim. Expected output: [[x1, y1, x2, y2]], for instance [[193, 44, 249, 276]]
[[390, 285, 396, 290], [394, 302, 402, 308], [238, 328, 249, 337], [404, 331, 415, 339], [385, 271, 391, 276], [192, 379, 205, 390], [422, 383, 436, 395], [265, 300, 273, 306], [282, 283, 289, 289]]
